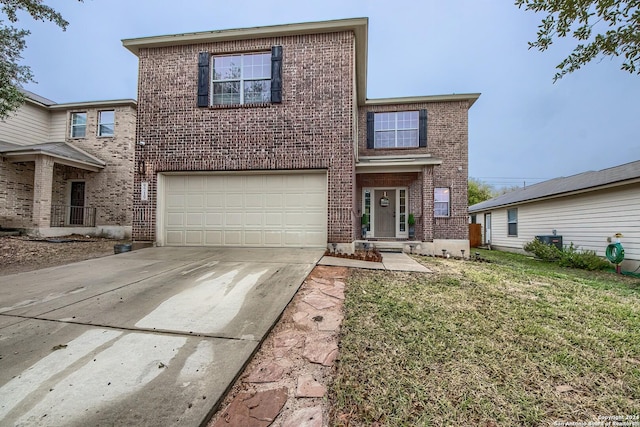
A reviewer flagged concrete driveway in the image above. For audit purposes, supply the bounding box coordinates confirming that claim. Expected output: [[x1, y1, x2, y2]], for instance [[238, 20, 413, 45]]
[[0, 247, 323, 426]]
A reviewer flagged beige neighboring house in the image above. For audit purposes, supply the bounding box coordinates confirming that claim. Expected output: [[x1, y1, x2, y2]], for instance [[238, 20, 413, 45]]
[[0, 90, 136, 238], [469, 160, 640, 271]]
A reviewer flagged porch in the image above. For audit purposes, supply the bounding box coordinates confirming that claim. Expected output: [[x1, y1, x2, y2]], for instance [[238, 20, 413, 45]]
[[355, 154, 442, 242]]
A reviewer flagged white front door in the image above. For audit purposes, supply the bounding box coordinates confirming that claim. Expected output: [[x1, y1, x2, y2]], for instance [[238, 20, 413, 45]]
[[362, 188, 408, 239]]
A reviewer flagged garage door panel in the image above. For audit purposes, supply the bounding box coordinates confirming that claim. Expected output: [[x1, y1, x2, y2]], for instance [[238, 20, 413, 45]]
[[206, 194, 224, 208], [225, 193, 243, 208], [166, 230, 184, 245], [244, 231, 263, 245], [186, 194, 204, 208], [245, 193, 263, 207], [245, 212, 263, 227], [225, 212, 243, 226], [185, 230, 204, 245], [205, 230, 223, 245], [224, 230, 242, 245], [166, 194, 185, 208], [186, 213, 203, 227], [264, 231, 283, 245], [205, 213, 223, 227], [265, 213, 283, 227], [186, 176, 204, 191], [162, 173, 326, 247], [265, 194, 283, 208], [166, 212, 185, 227]]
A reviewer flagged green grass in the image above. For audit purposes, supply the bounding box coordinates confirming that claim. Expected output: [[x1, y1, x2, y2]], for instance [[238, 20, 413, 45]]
[[330, 250, 640, 426]]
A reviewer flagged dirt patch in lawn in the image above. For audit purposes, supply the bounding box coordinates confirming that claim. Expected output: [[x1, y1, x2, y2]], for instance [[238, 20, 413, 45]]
[[0, 235, 129, 276]]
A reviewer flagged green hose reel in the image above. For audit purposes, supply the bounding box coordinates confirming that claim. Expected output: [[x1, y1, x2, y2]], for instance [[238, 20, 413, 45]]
[[606, 243, 625, 264]]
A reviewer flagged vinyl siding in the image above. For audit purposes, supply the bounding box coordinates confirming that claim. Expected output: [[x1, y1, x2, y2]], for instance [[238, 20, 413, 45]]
[[48, 111, 67, 141], [0, 103, 50, 145], [481, 184, 639, 262]]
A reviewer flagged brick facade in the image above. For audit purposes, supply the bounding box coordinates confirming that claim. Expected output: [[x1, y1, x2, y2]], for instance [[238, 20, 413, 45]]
[[357, 101, 470, 241], [133, 32, 356, 242], [0, 160, 34, 228], [127, 18, 476, 248], [61, 106, 136, 227], [0, 100, 135, 236]]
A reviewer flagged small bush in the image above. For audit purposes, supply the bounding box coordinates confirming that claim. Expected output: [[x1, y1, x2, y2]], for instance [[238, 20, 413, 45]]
[[523, 238, 561, 261], [524, 239, 610, 271], [558, 243, 611, 271]]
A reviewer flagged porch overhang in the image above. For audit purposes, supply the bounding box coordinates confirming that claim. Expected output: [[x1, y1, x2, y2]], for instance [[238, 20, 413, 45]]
[[356, 154, 442, 173], [0, 141, 105, 172]]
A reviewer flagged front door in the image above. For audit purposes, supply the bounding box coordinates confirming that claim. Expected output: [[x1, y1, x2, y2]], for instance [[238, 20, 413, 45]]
[[374, 189, 395, 238], [70, 182, 85, 225], [484, 213, 491, 245]]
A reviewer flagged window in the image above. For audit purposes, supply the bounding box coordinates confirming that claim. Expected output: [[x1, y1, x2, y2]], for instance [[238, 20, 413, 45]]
[[374, 111, 419, 148], [507, 208, 518, 236], [212, 52, 271, 105], [399, 189, 406, 232], [434, 188, 450, 217], [98, 110, 115, 137], [70, 112, 87, 138]]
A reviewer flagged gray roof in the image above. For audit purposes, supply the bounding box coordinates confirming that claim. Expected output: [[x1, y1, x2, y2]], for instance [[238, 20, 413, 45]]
[[0, 141, 105, 168], [469, 160, 640, 213], [19, 88, 56, 106]]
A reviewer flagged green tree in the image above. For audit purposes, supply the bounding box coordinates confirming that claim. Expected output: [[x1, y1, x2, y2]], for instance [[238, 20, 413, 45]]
[[468, 178, 495, 206], [516, 0, 640, 81], [0, 1, 81, 119]]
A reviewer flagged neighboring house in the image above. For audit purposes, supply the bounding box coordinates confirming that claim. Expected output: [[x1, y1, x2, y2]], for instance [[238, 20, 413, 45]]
[[469, 161, 640, 270], [122, 18, 479, 254], [0, 90, 136, 238]]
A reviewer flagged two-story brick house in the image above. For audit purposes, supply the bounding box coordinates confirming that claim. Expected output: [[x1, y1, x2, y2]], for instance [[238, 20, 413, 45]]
[[0, 90, 136, 238], [123, 18, 479, 254]]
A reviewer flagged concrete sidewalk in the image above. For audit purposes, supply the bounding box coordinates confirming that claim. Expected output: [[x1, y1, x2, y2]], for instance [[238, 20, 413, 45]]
[[318, 251, 431, 272], [0, 247, 323, 426]]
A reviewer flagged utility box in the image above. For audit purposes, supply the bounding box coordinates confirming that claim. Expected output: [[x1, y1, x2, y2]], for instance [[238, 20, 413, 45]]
[[536, 235, 563, 250]]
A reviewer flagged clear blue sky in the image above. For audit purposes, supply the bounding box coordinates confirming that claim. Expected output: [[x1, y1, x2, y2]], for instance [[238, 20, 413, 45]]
[[12, 0, 640, 188]]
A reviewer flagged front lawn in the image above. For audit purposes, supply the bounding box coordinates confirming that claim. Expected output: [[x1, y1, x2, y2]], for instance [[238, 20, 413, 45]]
[[330, 250, 640, 426]]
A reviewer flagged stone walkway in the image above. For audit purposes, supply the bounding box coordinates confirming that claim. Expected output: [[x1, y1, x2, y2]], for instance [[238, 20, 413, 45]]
[[208, 265, 347, 427], [318, 251, 431, 273]]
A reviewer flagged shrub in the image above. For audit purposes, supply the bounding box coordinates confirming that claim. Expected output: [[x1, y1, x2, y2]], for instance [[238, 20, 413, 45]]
[[523, 239, 610, 271], [523, 238, 562, 261]]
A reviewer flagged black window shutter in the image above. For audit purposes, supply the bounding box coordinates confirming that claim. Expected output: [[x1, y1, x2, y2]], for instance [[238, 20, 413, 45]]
[[366, 112, 374, 149], [197, 52, 210, 107], [271, 46, 283, 103], [419, 109, 428, 147]]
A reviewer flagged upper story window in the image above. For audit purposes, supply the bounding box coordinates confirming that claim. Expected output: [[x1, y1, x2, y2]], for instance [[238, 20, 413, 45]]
[[374, 111, 419, 148], [197, 46, 282, 107], [70, 112, 87, 138], [434, 188, 450, 217], [366, 109, 427, 149], [98, 110, 115, 137], [212, 53, 271, 105]]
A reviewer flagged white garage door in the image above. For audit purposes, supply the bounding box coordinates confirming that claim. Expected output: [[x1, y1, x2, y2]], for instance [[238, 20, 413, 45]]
[[160, 172, 327, 247]]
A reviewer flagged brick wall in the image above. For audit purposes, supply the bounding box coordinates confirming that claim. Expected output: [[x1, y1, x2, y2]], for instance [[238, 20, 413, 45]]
[[0, 160, 34, 228], [358, 101, 470, 240], [134, 32, 356, 243], [64, 105, 136, 226]]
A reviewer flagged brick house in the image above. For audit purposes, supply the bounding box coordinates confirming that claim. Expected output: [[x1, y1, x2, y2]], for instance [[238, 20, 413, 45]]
[[123, 18, 479, 254], [0, 90, 136, 238]]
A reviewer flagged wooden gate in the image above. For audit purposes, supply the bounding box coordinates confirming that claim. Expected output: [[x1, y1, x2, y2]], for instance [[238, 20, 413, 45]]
[[469, 223, 482, 248]]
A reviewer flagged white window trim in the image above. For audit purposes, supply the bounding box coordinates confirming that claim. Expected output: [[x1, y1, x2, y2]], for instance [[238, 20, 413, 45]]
[[361, 187, 409, 239], [211, 52, 270, 105], [70, 112, 87, 139], [374, 111, 419, 149], [507, 208, 518, 237], [434, 187, 450, 218], [97, 110, 115, 137]]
